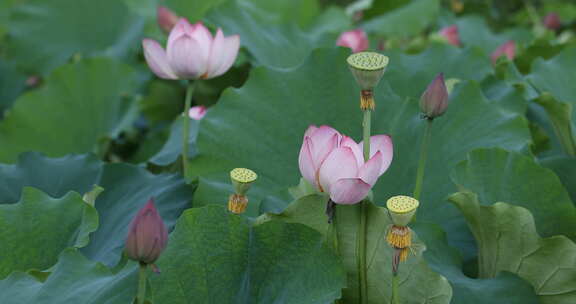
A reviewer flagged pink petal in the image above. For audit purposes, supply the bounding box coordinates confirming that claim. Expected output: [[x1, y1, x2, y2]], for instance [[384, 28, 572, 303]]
[[360, 134, 393, 175], [205, 29, 226, 78], [439, 25, 460, 47], [188, 105, 207, 120], [358, 151, 382, 186], [207, 34, 240, 78], [319, 147, 358, 193], [190, 22, 213, 72], [491, 40, 516, 65], [336, 29, 369, 53], [304, 125, 319, 138], [340, 136, 363, 168], [142, 39, 178, 79], [168, 18, 194, 48], [329, 178, 371, 204], [167, 35, 206, 79], [298, 137, 318, 188], [157, 6, 179, 33]]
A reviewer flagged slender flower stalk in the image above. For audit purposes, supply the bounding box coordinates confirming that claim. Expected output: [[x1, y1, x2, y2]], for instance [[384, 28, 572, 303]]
[[413, 119, 432, 200], [137, 263, 147, 304], [181, 81, 197, 179]]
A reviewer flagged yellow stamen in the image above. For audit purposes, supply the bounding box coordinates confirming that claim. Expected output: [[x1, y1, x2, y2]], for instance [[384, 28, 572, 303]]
[[360, 90, 375, 110], [228, 194, 248, 214], [398, 248, 409, 262], [386, 225, 412, 249]]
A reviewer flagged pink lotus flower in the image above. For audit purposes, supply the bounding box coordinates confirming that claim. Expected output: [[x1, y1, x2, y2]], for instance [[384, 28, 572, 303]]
[[439, 25, 460, 47], [299, 125, 393, 204], [142, 19, 240, 80], [188, 105, 207, 120], [157, 6, 179, 33], [337, 29, 369, 53], [543, 13, 561, 30], [125, 198, 168, 264], [491, 40, 516, 65]]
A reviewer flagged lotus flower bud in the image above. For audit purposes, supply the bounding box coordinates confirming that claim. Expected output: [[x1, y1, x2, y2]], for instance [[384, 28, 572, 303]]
[[337, 29, 369, 53], [491, 40, 516, 65], [157, 6, 179, 33], [125, 199, 168, 264], [543, 13, 561, 31], [420, 73, 449, 119], [438, 25, 461, 47], [188, 105, 207, 120], [347, 52, 389, 110]]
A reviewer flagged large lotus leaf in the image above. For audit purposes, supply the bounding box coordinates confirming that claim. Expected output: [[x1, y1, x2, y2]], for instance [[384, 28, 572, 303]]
[[196, 47, 531, 252], [6, 0, 144, 74], [0, 249, 137, 304], [0, 58, 140, 163], [455, 15, 533, 55], [451, 148, 576, 241], [151, 205, 346, 304], [526, 48, 576, 156], [412, 222, 539, 304], [0, 187, 98, 279], [541, 155, 576, 204], [0, 59, 27, 113], [259, 195, 452, 303], [361, 0, 440, 37], [0, 152, 101, 204], [449, 192, 576, 304], [0, 152, 194, 266]]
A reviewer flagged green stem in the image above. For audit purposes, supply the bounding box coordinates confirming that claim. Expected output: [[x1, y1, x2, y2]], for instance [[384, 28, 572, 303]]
[[137, 263, 147, 304], [391, 273, 400, 304], [413, 119, 433, 201], [181, 80, 197, 181], [357, 109, 371, 304], [362, 110, 371, 161]]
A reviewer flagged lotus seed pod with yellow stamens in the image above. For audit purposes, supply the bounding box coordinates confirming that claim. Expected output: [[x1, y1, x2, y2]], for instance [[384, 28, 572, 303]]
[[347, 52, 389, 91], [228, 194, 248, 214], [386, 195, 419, 226], [386, 225, 412, 248], [230, 168, 257, 196]]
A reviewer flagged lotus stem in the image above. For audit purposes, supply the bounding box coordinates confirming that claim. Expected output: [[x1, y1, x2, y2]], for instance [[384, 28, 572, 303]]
[[181, 80, 197, 180], [137, 262, 148, 304], [413, 119, 433, 201]]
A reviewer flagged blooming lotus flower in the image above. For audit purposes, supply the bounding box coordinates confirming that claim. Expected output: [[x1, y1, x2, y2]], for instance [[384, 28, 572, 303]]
[[420, 73, 449, 119], [337, 29, 369, 53], [142, 19, 240, 80], [125, 198, 168, 264], [491, 40, 516, 65], [188, 105, 207, 120], [543, 13, 561, 30], [157, 6, 179, 33], [299, 125, 393, 204], [439, 25, 460, 47]]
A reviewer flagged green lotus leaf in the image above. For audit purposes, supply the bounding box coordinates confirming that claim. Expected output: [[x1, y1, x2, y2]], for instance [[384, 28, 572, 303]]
[[0, 58, 141, 163], [0, 187, 98, 279], [0, 249, 137, 304], [151, 205, 346, 304], [6, 0, 144, 74], [449, 192, 576, 304]]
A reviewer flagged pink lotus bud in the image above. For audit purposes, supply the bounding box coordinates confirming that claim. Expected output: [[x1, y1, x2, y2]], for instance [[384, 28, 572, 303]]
[[420, 73, 449, 119], [157, 6, 179, 33], [125, 198, 168, 264], [299, 125, 393, 204], [188, 105, 207, 120], [439, 25, 461, 47], [491, 40, 516, 65], [543, 13, 561, 30], [337, 29, 369, 53], [142, 19, 240, 80]]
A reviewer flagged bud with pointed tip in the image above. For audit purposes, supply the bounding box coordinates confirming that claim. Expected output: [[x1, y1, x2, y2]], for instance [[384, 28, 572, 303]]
[[420, 73, 449, 119], [491, 40, 516, 65], [543, 12, 561, 31], [125, 199, 168, 264], [157, 6, 179, 33], [188, 105, 207, 120], [336, 29, 369, 53]]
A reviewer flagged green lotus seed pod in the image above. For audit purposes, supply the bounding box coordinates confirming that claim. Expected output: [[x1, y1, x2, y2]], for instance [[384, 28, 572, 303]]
[[230, 168, 257, 195], [347, 52, 389, 91], [386, 195, 419, 226]]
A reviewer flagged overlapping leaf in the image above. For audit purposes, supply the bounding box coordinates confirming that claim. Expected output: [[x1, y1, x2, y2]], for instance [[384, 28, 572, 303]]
[[450, 192, 576, 304], [151, 205, 346, 304]]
